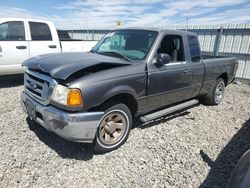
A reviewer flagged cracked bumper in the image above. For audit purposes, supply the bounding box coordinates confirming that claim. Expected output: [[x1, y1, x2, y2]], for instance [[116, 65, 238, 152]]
[[21, 92, 104, 143]]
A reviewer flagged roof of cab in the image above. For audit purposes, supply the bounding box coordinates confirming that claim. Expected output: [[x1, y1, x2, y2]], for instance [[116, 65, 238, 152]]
[[113, 27, 197, 36], [0, 18, 53, 24]]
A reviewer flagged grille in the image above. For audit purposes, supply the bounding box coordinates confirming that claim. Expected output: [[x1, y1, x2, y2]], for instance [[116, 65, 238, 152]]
[[24, 70, 57, 105]]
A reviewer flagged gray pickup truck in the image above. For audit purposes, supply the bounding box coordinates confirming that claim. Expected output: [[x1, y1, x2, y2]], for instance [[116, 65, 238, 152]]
[[21, 29, 238, 152]]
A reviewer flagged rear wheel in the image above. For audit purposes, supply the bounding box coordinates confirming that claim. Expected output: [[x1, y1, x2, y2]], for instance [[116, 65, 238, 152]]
[[203, 78, 225, 105], [94, 103, 132, 153]]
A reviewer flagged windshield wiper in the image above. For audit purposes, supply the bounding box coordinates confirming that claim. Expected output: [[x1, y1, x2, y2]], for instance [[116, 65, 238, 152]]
[[90, 49, 97, 54], [98, 51, 131, 62]]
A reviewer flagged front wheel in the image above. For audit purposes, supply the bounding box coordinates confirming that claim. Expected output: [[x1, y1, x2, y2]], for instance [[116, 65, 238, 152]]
[[94, 103, 132, 153], [203, 78, 225, 105]]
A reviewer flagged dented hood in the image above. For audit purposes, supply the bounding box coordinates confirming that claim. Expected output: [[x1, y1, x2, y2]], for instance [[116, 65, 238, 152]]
[[23, 52, 131, 80]]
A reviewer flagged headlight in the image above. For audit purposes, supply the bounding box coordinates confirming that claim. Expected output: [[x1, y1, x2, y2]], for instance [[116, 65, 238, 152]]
[[51, 85, 83, 107]]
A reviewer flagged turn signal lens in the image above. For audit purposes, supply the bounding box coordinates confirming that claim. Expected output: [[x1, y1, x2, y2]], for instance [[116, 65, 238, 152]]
[[67, 89, 83, 106]]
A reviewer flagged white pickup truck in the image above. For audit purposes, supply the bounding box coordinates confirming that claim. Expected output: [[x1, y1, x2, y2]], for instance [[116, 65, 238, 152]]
[[0, 18, 97, 75]]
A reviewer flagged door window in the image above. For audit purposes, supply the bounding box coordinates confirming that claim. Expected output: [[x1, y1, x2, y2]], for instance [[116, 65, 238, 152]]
[[158, 35, 185, 62], [188, 36, 201, 62], [29, 22, 52, 41], [0, 21, 25, 41]]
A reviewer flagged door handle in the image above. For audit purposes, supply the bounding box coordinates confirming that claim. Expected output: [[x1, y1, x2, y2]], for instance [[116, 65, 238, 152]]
[[183, 69, 191, 74], [48, 45, 57, 49], [16, 45, 27, 50], [0, 45, 2, 53]]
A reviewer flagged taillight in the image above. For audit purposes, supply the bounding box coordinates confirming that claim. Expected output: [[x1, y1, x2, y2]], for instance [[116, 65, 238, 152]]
[[234, 63, 239, 75]]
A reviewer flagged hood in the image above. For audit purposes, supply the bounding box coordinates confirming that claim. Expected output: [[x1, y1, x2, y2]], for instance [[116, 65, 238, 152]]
[[23, 52, 131, 80]]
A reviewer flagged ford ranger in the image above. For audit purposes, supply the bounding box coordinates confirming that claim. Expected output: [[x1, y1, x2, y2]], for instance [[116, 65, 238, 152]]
[[21, 29, 238, 153]]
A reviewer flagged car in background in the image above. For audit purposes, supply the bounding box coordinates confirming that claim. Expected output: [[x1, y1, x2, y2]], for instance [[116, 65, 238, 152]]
[[0, 18, 97, 76]]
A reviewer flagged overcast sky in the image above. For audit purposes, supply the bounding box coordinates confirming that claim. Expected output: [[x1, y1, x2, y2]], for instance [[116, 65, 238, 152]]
[[0, 0, 250, 29]]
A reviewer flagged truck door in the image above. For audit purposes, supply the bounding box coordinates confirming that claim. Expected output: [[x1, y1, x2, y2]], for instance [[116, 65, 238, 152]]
[[0, 21, 29, 74], [147, 34, 193, 110], [186, 35, 205, 97], [28, 21, 60, 56]]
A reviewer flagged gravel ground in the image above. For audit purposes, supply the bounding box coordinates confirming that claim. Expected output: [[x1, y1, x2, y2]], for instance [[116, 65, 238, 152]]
[[0, 76, 250, 188]]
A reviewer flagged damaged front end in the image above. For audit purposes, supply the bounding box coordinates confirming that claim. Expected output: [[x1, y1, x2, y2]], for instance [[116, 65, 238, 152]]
[[64, 62, 130, 83], [23, 52, 131, 81]]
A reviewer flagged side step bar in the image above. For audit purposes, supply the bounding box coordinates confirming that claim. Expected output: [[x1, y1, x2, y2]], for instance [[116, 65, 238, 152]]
[[140, 99, 199, 123]]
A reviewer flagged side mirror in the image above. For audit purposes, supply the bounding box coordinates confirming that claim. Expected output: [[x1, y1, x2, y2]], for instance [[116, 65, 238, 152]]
[[155, 53, 171, 67]]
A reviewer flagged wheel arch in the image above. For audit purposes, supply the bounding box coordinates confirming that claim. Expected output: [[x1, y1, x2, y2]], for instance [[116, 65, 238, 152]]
[[89, 86, 138, 117], [217, 72, 229, 86]]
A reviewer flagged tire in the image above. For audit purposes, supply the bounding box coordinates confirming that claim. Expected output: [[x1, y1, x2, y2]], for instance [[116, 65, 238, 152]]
[[203, 78, 225, 105], [94, 103, 132, 153]]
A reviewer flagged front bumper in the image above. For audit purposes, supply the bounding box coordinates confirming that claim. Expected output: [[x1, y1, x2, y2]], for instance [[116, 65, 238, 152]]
[[21, 92, 104, 143]]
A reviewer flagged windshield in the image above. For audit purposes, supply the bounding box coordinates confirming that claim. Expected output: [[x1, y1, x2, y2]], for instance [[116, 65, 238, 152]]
[[92, 30, 158, 60]]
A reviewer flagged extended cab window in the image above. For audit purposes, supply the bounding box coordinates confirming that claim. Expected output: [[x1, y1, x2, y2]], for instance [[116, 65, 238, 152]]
[[188, 36, 201, 62], [158, 35, 185, 63], [0, 21, 25, 41], [29, 22, 52, 41]]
